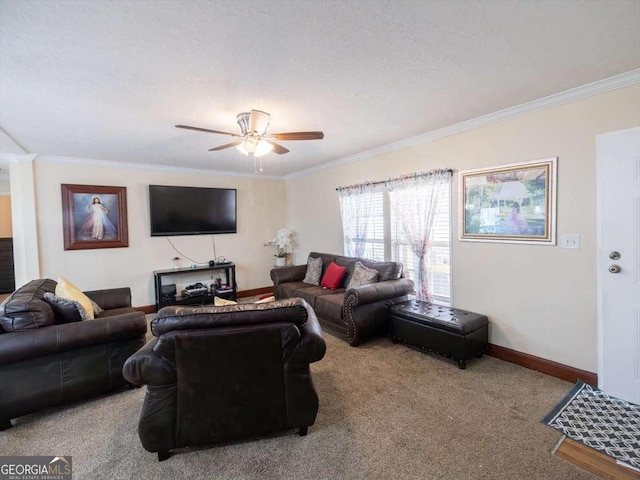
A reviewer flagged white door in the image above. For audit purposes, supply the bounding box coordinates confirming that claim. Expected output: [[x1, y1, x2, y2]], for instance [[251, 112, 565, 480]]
[[597, 127, 640, 404]]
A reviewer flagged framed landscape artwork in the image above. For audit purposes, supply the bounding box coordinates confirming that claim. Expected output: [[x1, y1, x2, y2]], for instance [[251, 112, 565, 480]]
[[61, 184, 129, 250], [459, 157, 557, 244]]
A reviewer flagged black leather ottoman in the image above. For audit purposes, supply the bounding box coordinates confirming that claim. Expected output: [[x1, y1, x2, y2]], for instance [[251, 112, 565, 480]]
[[389, 300, 488, 369]]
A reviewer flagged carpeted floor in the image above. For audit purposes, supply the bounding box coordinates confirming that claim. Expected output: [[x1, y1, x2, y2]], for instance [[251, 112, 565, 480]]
[[0, 325, 595, 479]]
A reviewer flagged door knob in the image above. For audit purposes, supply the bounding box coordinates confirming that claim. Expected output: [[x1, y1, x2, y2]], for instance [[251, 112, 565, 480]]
[[608, 264, 621, 274], [609, 251, 621, 260]]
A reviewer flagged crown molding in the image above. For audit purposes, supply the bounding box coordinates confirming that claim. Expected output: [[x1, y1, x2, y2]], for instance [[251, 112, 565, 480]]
[[15, 154, 38, 163], [0, 153, 38, 165], [284, 69, 640, 180], [34, 155, 283, 180]]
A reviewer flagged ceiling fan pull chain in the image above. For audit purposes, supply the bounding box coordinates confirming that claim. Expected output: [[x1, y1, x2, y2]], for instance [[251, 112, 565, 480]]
[[253, 156, 263, 173]]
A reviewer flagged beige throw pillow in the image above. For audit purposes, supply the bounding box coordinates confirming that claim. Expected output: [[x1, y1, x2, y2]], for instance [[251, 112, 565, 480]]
[[303, 256, 322, 285], [90, 299, 103, 316], [346, 261, 378, 290], [214, 296, 237, 306], [55, 277, 95, 320]]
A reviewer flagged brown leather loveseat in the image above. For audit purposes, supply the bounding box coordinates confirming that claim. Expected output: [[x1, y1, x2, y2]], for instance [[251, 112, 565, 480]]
[[123, 298, 326, 461], [0, 278, 147, 430], [271, 252, 414, 346]]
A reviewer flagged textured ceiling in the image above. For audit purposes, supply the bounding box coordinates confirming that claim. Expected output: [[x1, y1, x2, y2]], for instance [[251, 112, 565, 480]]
[[1, 0, 639, 176]]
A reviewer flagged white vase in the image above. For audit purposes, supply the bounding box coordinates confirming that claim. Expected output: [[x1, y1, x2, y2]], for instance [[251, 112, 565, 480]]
[[274, 256, 286, 267]]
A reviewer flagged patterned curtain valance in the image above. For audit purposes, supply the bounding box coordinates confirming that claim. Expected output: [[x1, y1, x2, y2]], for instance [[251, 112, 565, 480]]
[[336, 181, 375, 196], [335, 168, 453, 192], [385, 169, 453, 191]]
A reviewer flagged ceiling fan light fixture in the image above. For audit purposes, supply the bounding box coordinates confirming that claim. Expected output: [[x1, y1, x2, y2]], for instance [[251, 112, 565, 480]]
[[254, 139, 274, 157], [237, 137, 258, 155], [236, 136, 272, 157], [236, 142, 249, 155]]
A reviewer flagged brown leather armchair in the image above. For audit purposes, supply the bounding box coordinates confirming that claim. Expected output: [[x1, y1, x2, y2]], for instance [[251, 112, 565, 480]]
[[123, 298, 326, 461], [0, 279, 147, 430]]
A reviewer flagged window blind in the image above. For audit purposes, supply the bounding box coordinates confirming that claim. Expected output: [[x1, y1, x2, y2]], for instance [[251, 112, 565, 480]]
[[356, 188, 385, 261]]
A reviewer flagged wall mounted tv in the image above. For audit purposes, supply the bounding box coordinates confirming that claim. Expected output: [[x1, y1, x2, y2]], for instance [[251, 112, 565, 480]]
[[149, 185, 237, 236]]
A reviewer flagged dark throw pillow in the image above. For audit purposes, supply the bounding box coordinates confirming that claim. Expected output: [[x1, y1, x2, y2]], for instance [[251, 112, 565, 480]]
[[43, 292, 90, 324]]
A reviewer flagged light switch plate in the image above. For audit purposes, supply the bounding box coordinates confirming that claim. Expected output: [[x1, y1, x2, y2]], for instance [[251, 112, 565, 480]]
[[561, 234, 580, 249]]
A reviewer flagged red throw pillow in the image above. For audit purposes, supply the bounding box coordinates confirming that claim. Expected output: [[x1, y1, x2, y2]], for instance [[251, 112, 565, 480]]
[[321, 262, 347, 289]]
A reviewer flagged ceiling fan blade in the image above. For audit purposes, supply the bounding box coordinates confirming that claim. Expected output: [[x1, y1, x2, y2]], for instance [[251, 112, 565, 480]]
[[176, 125, 242, 137], [267, 141, 290, 154], [269, 131, 324, 141], [208, 141, 243, 151]]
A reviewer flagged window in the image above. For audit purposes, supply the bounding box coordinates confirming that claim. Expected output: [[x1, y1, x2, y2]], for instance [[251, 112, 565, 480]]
[[339, 177, 452, 305], [390, 182, 451, 304]]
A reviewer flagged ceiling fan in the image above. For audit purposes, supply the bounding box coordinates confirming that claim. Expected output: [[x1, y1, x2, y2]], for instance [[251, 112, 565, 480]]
[[176, 110, 324, 171]]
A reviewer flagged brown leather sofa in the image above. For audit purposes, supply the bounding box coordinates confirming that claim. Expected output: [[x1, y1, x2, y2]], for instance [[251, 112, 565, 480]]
[[0, 279, 147, 430], [271, 252, 414, 346], [123, 298, 326, 461]]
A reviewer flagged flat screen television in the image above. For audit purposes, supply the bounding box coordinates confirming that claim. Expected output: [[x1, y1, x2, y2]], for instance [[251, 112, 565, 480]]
[[149, 185, 237, 236]]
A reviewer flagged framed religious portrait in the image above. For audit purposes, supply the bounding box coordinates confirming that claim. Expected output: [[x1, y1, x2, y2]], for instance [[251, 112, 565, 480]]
[[459, 157, 557, 244], [61, 184, 129, 250]]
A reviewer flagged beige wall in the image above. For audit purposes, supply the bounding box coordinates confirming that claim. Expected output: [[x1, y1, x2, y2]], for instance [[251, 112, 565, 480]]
[[34, 161, 286, 307], [286, 85, 640, 372], [0, 195, 11, 237]]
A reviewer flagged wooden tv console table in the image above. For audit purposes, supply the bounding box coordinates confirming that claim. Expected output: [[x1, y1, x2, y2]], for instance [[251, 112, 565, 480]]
[[153, 263, 237, 310]]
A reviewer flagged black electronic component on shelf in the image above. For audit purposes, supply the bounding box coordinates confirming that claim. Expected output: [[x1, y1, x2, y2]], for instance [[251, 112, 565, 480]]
[[183, 282, 209, 297], [161, 284, 177, 302]]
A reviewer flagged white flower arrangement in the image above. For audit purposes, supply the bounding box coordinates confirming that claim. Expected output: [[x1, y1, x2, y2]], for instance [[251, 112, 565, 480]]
[[265, 228, 295, 258]]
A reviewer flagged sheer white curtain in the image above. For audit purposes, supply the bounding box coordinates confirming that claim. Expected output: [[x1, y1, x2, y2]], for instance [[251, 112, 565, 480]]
[[387, 170, 452, 301], [338, 182, 376, 257]]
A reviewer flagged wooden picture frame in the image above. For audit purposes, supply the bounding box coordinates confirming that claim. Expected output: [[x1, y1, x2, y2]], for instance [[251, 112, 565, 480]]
[[61, 184, 129, 250], [459, 157, 557, 244]]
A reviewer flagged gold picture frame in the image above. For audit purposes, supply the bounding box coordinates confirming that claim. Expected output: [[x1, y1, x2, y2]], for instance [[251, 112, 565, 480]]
[[459, 158, 557, 244]]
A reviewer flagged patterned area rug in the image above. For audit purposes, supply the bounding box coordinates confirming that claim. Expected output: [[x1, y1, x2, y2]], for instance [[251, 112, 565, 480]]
[[542, 380, 640, 469]]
